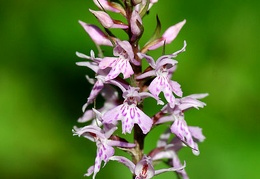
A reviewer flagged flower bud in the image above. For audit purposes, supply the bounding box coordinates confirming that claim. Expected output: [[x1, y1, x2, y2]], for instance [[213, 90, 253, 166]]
[[79, 20, 113, 46], [93, 0, 126, 16], [147, 19, 186, 50], [89, 9, 128, 29], [130, 10, 143, 36]]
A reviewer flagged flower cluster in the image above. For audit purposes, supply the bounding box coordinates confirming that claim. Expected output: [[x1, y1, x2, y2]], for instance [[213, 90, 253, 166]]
[[73, 0, 208, 178]]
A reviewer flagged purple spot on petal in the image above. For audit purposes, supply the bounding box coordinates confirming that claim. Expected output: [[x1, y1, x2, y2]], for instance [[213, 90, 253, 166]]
[[130, 108, 135, 119], [103, 145, 106, 150], [115, 113, 119, 120], [99, 150, 103, 157], [137, 111, 140, 118]]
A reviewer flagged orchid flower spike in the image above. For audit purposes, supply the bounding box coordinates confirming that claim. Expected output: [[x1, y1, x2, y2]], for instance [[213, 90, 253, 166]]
[[74, 0, 208, 178]]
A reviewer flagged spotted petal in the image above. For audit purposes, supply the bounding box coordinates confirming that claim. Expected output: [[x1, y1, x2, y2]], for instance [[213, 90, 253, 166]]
[[170, 116, 198, 152], [82, 79, 105, 111], [149, 76, 176, 108], [99, 56, 134, 80], [103, 104, 152, 134]]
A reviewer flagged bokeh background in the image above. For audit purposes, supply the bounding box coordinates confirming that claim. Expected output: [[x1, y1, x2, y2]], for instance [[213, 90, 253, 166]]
[[1, 0, 259, 178]]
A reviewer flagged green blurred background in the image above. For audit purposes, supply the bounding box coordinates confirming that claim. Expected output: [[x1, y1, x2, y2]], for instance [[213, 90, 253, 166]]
[[1, 0, 259, 178]]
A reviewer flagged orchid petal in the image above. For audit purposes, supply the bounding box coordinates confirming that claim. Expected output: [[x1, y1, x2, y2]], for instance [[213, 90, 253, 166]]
[[179, 97, 206, 110], [169, 80, 182, 97], [170, 116, 198, 152], [171, 158, 189, 179], [99, 57, 118, 69], [76, 61, 99, 73], [78, 109, 95, 123], [187, 93, 209, 99], [155, 115, 174, 124], [110, 156, 135, 173], [107, 140, 136, 148], [155, 161, 186, 175], [138, 53, 156, 69], [74, 125, 104, 139], [136, 70, 156, 80], [156, 58, 178, 71], [148, 76, 164, 97], [86, 79, 105, 108], [84, 165, 94, 177], [114, 41, 134, 61], [103, 104, 152, 134], [189, 126, 206, 143]]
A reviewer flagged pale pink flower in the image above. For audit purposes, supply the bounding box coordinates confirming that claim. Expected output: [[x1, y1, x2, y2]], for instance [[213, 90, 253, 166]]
[[77, 86, 120, 124], [102, 87, 161, 134], [137, 42, 186, 108], [73, 125, 135, 178], [152, 145, 188, 179], [153, 127, 206, 179], [99, 40, 139, 80], [110, 155, 185, 179], [76, 51, 125, 111], [156, 93, 208, 154]]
